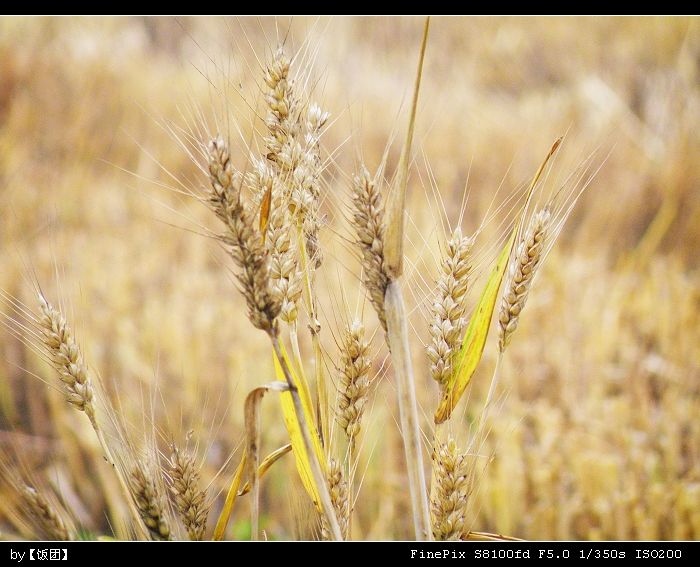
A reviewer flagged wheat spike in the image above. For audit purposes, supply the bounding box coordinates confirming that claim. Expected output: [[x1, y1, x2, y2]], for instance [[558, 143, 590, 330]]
[[169, 447, 209, 541], [427, 228, 474, 387], [351, 167, 390, 331], [264, 50, 328, 266], [263, 48, 302, 173], [320, 458, 348, 540], [249, 159, 302, 323], [207, 137, 281, 332], [38, 296, 97, 428], [336, 321, 372, 452], [431, 438, 470, 541], [129, 465, 172, 541], [20, 485, 72, 541], [498, 208, 551, 352], [298, 103, 330, 268]]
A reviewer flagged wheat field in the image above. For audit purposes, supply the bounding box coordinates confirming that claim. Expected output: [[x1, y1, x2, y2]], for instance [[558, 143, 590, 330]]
[[0, 16, 698, 541]]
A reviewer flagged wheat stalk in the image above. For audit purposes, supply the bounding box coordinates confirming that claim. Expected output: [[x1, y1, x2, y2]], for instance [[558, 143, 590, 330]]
[[207, 134, 341, 540], [36, 295, 145, 533], [349, 18, 432, 539]]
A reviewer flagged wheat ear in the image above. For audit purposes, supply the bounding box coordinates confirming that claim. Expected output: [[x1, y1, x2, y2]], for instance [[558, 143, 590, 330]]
[[37, 296, 145, 532], [430, 438, 471, 541], [19, 485, 72, 541], [351, 167, 390, 331], [336, 321, 372, 453], [498, 208, 551, 352], [129, 464, 172, 541], [169, 447, 209, 541], [428, 229, 474, 388], [207, 137, 281, 333], [249, 160, 302, 324], [38, 296, 97, 428], [263, 48, 302, 176], [320, 458, 349, 540]]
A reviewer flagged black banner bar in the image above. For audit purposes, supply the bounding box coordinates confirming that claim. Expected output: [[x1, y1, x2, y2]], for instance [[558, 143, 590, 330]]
[[2, 540, 698, 563]]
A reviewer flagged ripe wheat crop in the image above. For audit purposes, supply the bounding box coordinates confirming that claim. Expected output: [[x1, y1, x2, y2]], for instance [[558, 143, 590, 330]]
[[1, 16, 697, 542]]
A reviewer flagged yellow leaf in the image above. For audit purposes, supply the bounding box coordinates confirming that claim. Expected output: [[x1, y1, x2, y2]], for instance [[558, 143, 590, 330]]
[[213, 451, 247, 540], [273, 343, 326, 510], [434, 138, 562, 424], [238, 444, 292, 496]]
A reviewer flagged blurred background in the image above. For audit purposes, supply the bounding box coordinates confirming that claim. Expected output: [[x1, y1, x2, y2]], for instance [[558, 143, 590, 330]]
[[0, 16, 698, 540]]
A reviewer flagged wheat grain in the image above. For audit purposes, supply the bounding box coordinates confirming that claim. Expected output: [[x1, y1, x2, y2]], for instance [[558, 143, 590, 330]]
[[427, 229, 474, 387], [351, 167, 390, 331], [430, 438, 470, 541], [169, 447, 209, 541], [498, 208, 551, 352]]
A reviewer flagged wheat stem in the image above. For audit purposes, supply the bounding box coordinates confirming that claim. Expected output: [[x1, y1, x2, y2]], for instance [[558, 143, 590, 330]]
[[296, 220, 329, 450], [384, 281, 431, 540]]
